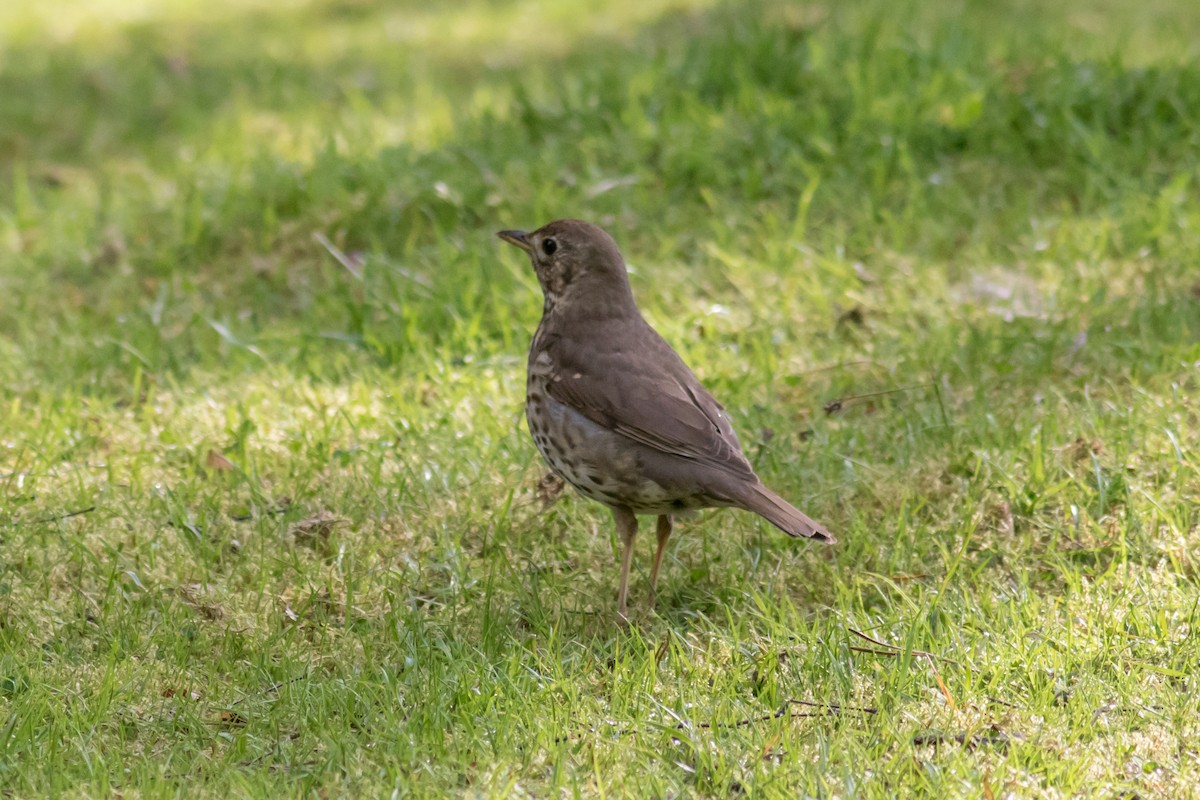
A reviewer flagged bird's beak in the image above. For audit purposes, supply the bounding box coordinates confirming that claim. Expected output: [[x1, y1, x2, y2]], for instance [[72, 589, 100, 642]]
[[496, 229, 532, 253]]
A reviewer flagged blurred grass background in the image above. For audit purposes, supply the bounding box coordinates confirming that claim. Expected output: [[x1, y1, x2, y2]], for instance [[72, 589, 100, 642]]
[[1, 0, 1199, 796]]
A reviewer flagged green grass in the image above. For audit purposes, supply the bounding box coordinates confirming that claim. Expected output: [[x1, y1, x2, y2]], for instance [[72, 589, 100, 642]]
[[2, 0, 1199, 795]]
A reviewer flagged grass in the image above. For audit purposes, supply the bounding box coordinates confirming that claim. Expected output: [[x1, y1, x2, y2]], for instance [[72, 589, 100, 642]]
[[1, 0, 1199, 795]]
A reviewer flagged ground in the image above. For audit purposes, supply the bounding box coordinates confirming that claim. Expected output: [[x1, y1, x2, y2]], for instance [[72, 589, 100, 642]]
[[1, 0, 1199, 796]]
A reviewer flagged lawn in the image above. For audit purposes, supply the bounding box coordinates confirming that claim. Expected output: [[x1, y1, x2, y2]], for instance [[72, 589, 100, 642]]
[[1, 0, 1199, 796]]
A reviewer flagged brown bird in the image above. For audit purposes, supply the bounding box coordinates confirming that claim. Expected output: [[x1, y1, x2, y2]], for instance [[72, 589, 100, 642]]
[[498, 220, 833, 622]]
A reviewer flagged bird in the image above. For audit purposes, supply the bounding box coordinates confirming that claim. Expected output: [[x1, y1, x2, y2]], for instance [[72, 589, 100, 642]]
[[497, 219, 834, 622]]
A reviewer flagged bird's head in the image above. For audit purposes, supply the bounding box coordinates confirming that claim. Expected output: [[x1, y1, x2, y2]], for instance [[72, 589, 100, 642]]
[[497, 219, 634, 314]]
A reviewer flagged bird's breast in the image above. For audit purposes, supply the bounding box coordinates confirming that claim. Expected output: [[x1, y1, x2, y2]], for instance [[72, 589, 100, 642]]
[[524, 370, 710, 515]]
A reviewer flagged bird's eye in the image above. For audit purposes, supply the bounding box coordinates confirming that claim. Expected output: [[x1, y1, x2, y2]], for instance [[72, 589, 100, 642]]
[[541, 238, 558, 256]]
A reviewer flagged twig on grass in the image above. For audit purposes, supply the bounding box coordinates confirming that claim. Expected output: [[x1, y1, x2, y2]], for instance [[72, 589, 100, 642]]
[[847, 628, 960, 666], [847, 628, 958, 709], [823, 383, 933, 415], [13, 505, 96, 525]]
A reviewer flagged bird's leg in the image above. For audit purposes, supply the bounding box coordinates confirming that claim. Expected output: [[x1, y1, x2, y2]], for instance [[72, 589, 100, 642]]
[[649, 514, 673, 606], [612, 507, 638, 624]]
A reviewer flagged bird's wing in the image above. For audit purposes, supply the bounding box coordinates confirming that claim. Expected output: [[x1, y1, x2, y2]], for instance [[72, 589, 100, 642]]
[[538, 320, 756, 480]]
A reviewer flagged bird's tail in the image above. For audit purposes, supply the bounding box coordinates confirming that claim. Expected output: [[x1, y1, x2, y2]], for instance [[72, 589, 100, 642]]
[[735, 483, 835, 543]]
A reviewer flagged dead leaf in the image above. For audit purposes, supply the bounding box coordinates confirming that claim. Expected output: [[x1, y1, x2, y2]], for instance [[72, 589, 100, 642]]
[[995, 501, 1014, 536], [191, 602, 225, 621], [178, 584, 225, 621], [219, 710, 248, 727], [1068, 436, 1103, 461], [205, 449, 235, 471], [536, 472, 566, 508], [290, 511, 343, 552]]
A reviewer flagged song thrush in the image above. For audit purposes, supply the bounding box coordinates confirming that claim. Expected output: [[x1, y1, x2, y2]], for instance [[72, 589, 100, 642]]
[[498, 220, 833, 622]]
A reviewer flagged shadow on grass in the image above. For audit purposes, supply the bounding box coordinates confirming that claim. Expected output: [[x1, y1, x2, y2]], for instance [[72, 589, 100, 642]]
[[0, 0, 715, 168]]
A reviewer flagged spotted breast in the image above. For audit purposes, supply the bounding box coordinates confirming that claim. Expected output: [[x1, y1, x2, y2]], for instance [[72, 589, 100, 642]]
[[525, 344, 698, 515]]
